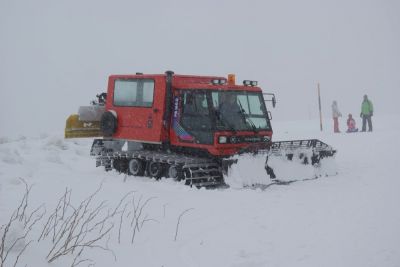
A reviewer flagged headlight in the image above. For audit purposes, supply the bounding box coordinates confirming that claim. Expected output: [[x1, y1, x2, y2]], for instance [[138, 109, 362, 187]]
[[250, 81, 258, 86], [212, 79, 227, 85], [243, 80, 258, 86], [219, 136, 227, 144], [243, 80, 252, 86]]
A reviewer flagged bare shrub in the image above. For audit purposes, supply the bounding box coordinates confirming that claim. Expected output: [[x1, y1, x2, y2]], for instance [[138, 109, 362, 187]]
[[174, 208, 194, 241], [2, 179, 160, 267], [0, 178, 45, 267], [39, 185, 158, 266], [127, 195, 158, 244], [39, 184, 119, 265]]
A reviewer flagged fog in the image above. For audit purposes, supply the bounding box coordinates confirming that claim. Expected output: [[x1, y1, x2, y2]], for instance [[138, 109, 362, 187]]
[[1, 0, 399, 136]]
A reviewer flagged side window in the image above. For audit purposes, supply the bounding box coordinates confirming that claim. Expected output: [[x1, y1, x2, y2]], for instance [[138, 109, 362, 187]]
[[113, 79, 154, 107], [114, 80, 138, 106], [180, 90, 213, 144], [142, 80, 154, 107]]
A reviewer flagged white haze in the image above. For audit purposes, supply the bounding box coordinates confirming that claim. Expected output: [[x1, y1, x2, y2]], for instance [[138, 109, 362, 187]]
[[1, 0, 399, 136]]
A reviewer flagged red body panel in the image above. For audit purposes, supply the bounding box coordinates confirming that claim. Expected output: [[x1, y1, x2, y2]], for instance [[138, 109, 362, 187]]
[[169, 129, 272, 156], [105, 73, 273, 157], [106, 75, 167, 143]]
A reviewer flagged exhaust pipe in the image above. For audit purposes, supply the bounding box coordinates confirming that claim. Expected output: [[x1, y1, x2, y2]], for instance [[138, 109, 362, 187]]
[[164, 70, 174, 129]]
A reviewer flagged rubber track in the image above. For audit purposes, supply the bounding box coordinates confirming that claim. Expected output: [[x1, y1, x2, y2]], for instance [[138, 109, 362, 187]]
[[96, 150, 224, 187]]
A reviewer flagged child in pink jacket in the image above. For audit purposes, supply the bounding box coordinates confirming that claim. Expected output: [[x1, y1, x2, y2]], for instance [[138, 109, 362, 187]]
[[346, 114, 358, 133]]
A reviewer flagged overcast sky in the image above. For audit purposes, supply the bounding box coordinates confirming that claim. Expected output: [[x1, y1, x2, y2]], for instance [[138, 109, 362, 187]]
[[0, 0, 399, 136]]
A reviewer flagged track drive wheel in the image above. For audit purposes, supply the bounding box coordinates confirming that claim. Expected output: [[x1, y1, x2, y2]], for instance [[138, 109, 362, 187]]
[[147, 161, 164, 179], [166, 165, 183, 181], [113, 158, 128, 173], [128, 158, 145, 176]]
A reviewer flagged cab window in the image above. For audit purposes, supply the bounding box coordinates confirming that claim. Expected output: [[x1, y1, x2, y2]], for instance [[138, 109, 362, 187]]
[[113, 79, 154, 107]]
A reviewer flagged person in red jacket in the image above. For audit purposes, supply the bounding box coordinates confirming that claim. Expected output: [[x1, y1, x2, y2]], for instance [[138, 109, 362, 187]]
[[346, 114, 358, 133]]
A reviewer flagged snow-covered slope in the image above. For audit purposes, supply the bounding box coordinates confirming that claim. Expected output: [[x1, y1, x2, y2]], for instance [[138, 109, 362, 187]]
[[1, 116, 400, 267]]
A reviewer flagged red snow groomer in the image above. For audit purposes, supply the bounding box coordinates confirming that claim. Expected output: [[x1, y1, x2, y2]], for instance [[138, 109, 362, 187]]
[[65, 71, 336, 187]]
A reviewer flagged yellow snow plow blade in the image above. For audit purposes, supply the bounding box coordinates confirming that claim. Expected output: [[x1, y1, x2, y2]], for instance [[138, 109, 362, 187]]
[[65, 114, 102, 138]]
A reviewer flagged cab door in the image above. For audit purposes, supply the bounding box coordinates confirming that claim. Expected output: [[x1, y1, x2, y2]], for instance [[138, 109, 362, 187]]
[[108, 76, 165, 143]]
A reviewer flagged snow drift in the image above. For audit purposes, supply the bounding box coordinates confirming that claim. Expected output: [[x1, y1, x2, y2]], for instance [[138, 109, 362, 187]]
[[1, 116, 400, 267]]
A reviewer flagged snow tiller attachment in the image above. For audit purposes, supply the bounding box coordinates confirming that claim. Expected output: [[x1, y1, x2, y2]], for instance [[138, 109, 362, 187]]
[[225, 139, 337, 188]]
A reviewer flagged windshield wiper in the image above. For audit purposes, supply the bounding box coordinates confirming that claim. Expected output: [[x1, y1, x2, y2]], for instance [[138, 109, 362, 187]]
[[237, 100, 258, 133], [247, 117, 259, 133]]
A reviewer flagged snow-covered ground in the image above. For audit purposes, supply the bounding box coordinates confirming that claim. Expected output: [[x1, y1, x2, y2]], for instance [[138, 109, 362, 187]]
[[1, 115, 400, 267]]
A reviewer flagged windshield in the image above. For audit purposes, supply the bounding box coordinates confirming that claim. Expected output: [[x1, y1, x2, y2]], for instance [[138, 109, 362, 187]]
[[212, 91, 270, 131], [180, 90, 271, 133]]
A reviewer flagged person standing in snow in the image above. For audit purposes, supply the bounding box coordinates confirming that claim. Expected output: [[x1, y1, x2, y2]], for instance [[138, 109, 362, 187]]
[[360, 94, 373, 132], [331, 100, 342, 133]]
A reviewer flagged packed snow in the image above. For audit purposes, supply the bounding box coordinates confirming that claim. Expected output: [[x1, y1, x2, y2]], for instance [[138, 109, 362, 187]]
[[1, 116, 400, 267]]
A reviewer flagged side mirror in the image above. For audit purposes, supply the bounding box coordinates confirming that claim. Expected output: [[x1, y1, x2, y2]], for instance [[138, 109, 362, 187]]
[[263, 93, 277, 109]]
